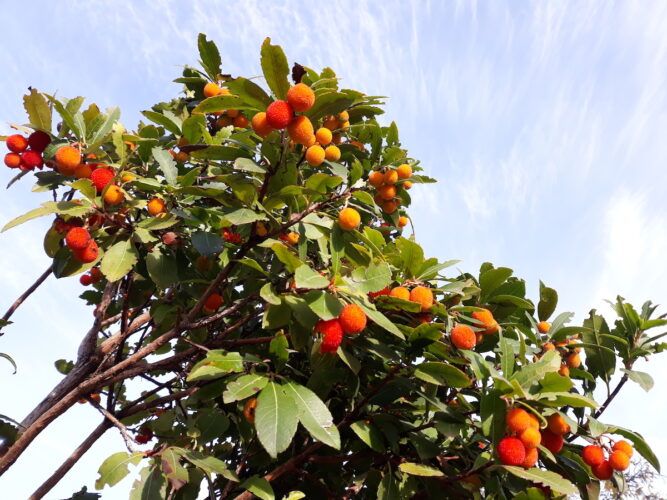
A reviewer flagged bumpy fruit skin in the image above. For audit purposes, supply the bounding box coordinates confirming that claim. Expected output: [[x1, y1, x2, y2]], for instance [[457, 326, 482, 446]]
[[6, 134, 28, 153], [383, 169, 398, 185], [233, 115, 248, 128], [243, 398, 257, 424], [203, 82, 223, 98], [103, 185, 124, 206], [390, 286, 410, 301], [4, 153, 21, 169], [316, 319, 344, 353], [316, 127, 332, 145], [266, 100, 294, 129], [547, 413, 570, 435], [89, 267, 103, 282], [280, 232, 299, 246], [592, 460, 613, 480], [506, 407, 532, 434], [90, 167, 115, 192], [339, 304, 367, 335], [305, 144, 325, 166], [582, 445, 606, 467], [368, 170, 384, 187], [609, 450, 630, 471], [451, 324, 476, 350], [378, 185, 396, 201], [324, 145, 341, 161], [471, 308, 499, 334], [286, 83, 315, 112], [287, 116, 315, 146], [338, 207, 361, 231], [397, 216, 409, 228], [527, 413, 540, 429], [497, 437, 526, 466], [79, 274, 93, 286], [522, 447, 539, 468], [27, 130, 51, 152], [537, 321, 550, 333], [519, 427, 541, 449], [55, 146, 81, 175], [382, 200, 398, 214], [558, 364, 570, 377], [74, 164, 92, 179], [612, 440, 633, 458], [73, 240, 99, 263], [396, 163, 412, 179], [203, 293, 223, 313], [65, 227, 92, 250], [541, 430, 564, 454], [20, 150, 43, 170], [566, 352, 581, 368], [147, 197, 166, 216], [410, 286, 434, 312]]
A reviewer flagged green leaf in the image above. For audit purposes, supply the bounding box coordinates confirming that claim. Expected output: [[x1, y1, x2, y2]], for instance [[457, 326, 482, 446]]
[[234, 157, 266, 173], [192, 231, 223, 256], [192, 95, 248, 114], [260, 37, 290, 99], [538, 281, 558, 321], [255, 382, 299, 458], [130, 466, 167, 500], [70, 179, 96, 201], [146, 249, 178, 289], [501, 466, 577, 495], [350, 421, 385, 452], [396, 237, 424, 277], [223, 374, 269, 404], [152, 147, 178, 186], [356, 301, 405, 339], [270, 243, 303, 273], [0, 353, 17, 374], [194, 408, 230, 442], [241, 476, 275, 500], [226, 77, 272, 110], [414, 362, 471, 388], [100, 239, 138, 282], [160, 448, 188, 490], [377, 468, 399, 500], [137, 214, 179, 231], [197, 33, 222, 80], [536, 392, 597, 408], [349, 261, 392, 294], [88, 107, 120, 148], [622, 368, 654, 392], [23, 89, 51, 131], [142, 111, 181, 135], [479, 266, 513, 300], [180, 449, 236, 480], [181, 114, 206, 145], [0, 200, 91, 232], [294, 265, 329, 289], [189, 145, 251, 161], [284, 382, 340, 450], [511, 350, 561, 388], [303, 291, 343, 320], [223, 208, 267, 225], [51, 97, 84, 139], [95, 452, 143, 489], [398, 462, 444, 477], [187, 351, 244, 382]]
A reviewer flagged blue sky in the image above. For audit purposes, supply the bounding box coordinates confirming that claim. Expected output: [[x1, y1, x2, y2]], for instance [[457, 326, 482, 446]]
[[1, 1, 667, 497]]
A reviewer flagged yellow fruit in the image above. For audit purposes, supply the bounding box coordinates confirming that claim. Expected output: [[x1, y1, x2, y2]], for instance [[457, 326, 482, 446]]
[[368, 170, 384, 187], [390, 286, 410, 301], [403, 180, 413, 190], [378, 185, 396, 201], [315, 127, 333, 146], [398, 216, 408, 228], [251, 112, 274, 137], [409, 286, 434, 312], [121, 172, 135, 183], [396, 163, 412, 179], [612, 440, 633, 458], [547, 413, 570, 435], [338, 110, 349, 121], [537, 321, 550, 333], [384, 169, 398, 185], [340, 120, 350, 131], [203, 82, 223, 98], [506, 408, 532, 434], [324, 145, 341, 162], [323, 116, 339, 131], [566, 352, 581, 369], [256, 221, 268, 237], [338, 207, 361, 231], [103, 185, 124, 206], [287, 116, 315, 146], [519, 427, 541, 449], [147, 197, 166, 216], [305, 145, 326, 166]]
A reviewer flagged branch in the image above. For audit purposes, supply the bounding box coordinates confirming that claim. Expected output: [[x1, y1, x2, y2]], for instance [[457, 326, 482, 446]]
[[1, 265, 52, 331], [28, 421, 111, 500], [87, 397, 138, 452], [593, 373, 629, 419]]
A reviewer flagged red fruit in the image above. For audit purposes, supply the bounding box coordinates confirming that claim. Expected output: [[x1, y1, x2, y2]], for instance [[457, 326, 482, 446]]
[[65, 227, 91, 250], [592, 460, 613, 480], [338, 304, 367, 335], [53, 218, 72, 234], [541, 430, 564, 454], [497, 437, 526, 466], [27, 131, 51, 152], [20, 150, 43, 170], [222, 229, 243, 244], [6, 134, 28, 153], [203, 293, 223, 312], [315, 318, 343, 337], [72, 240, 99, 263], [79, 274, 93, 286], [368, 287, 391, 299], [4, 153, 21, 169], [582, 445, 605, 467], [89, 267, 103, 283], [266, 100, 294, 129], [320, 328, 343, 353], [162, 232, 178, 246], [90, 167, 115, 192], [135, 428, 153, 444]]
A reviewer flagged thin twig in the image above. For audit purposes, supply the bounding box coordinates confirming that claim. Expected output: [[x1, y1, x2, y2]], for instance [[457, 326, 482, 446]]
[[1, 265, 52, 331]]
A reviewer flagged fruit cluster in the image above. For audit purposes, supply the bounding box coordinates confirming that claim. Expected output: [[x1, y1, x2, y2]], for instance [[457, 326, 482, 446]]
[[203, 82, 250, 129], [3, 131, 50, 171], [314, 303, 368, 353], [64, 227, 99, 264], [537, 321, 582, 377], [582, 440, 633, 479], [368, 163, 412, 216]]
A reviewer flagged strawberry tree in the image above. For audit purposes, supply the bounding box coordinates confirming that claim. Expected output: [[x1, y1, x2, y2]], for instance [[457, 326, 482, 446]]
[[0, 35, 665, 499]]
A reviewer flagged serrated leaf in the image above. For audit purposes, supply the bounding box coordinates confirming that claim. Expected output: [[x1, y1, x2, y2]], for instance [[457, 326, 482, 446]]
[[197, 33, 222, 80], [398, 462, 444, 477], [255, 382, 299, 458], [187, 351, 244, 382], [622, 368, 654, 391], [130, 466, 167, 500], [88, 107, 120, 148], [270, 243, 303, 273], [152, 147, 178, 186], [226, 77, 272, 110], [414, 362, 471, 388], [349, 261, 391, 294], [223, 374, 269, 404], [294, 265, 329, 289], [146, 249, 178, 289], [100, 239, 138, 282], [260, 38, 290, 99], [23, 89, 51, 131], [223, 208, 267, 225], [95, 452, 143, 490], [284, 382, 340, 450], [356, 301, 405, 339], [142, 111, 181, 135]]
